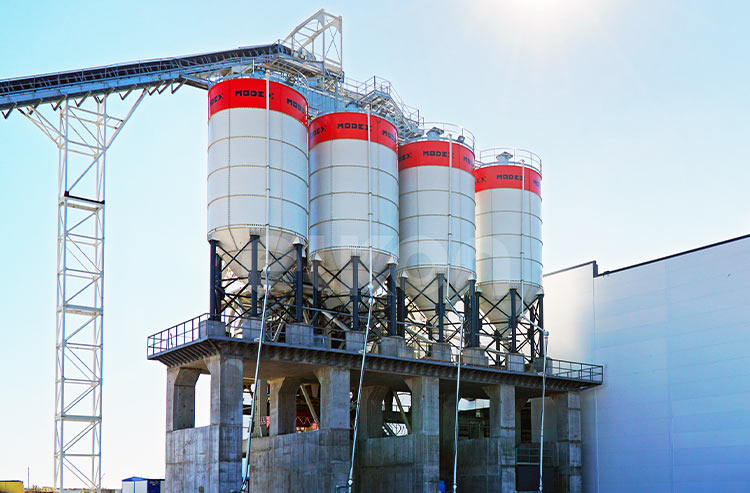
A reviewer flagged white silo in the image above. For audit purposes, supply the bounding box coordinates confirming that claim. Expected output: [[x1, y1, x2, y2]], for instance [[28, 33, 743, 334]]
[[397, 124, 476, 311], [207, 76, 309, 279], [308, 111, 399, 297], [475, 148, 543, 324]]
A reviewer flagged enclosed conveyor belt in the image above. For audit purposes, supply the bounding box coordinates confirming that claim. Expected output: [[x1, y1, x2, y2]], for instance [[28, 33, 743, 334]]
[[0, 42, 299, 112]]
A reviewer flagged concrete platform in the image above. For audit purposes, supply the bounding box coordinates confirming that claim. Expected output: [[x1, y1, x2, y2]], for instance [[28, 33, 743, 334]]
[[152, 325, 599, 493], [149, 334, 599, 396]]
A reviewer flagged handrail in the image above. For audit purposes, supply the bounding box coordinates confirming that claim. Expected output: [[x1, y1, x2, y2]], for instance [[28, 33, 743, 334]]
[[146, 311, 603, 384], [476, 147, 542, 174]]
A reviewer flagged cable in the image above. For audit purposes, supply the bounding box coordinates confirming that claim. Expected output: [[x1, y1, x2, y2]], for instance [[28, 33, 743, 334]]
[[347, 290, 373, 492], [538, 330, 549, 493], [347, 107, 375, 492], [241, 72, 272, 493], [449, 294, 465, 493]]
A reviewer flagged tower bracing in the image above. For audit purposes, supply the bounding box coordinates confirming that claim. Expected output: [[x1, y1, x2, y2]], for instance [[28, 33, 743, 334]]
[[21, 92, 145, 492]]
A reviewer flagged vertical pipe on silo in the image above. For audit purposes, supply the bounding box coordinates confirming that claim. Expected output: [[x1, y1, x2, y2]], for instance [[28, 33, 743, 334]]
[[397, 274, 406, 337], [312, 258, 320, 322], [366, 107, 373, 298], [447, 136, 453, 289]]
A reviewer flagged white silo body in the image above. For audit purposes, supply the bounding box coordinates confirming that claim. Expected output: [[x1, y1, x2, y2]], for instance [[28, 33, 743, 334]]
[[207, 77, 309, 278], [475, 149, 543, 323], [308, 111, 399, 296], [398, 128, 476, 310]]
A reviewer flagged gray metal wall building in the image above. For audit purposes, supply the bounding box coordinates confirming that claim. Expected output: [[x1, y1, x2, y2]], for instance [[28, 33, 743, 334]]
[[544, 234, 750, 492]]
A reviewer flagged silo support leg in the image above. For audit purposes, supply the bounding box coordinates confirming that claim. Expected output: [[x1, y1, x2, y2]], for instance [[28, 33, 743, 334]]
[[295, 243, 304, 323], [510, 288, 518, 353], [351, 256, 360, 331], [387, 263, 397, 336]]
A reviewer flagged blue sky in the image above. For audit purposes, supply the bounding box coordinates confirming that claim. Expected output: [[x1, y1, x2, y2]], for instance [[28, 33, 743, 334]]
[[1, 0, 748, 487]]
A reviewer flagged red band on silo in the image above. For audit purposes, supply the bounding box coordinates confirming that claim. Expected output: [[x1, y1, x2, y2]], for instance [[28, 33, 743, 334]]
[[398, 141, 475, 174], [309, 112, 398, 152], [208, 78, 308, 125], [475, 165, 542, 196]]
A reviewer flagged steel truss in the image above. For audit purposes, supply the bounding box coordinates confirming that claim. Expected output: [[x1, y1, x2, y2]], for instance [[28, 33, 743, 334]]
[[208, 236, 544, 365], [21, 91, 145, 492], [477, 289, 545, 363], [209, 240, 401, 344], [283, 9, 343, 80]]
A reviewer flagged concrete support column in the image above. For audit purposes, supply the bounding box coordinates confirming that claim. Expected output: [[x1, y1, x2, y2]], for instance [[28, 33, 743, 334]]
[[252, 380, 269, 438], [268, 377, 301, 436], [405, 376, 440, 492], [166, 367, 200, 431], [207, 355, 244, 427], [314, 367, 350, 429], [483, 383, 516, 491], [206, 354, 244, 493], [439, 387, 457, 485], [359, 385, 389, 438], [554, 391, 582, 493]]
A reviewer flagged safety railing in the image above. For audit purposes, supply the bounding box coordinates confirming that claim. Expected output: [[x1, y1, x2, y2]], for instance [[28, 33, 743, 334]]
[[544, 358, 603, 383], [409, 121, 476, 151], [147, 312, 603, 385], [340, 75, 423, 127], [477, 147, 542, 174], [147, 313, 212, 356], [516, 442, 556, 465]]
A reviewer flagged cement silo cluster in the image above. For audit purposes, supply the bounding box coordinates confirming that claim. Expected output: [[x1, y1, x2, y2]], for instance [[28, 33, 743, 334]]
[[205, 71, 544, 359]]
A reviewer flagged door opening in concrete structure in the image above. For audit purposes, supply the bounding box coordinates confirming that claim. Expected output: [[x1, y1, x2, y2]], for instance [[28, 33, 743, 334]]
[[195, 373, 211, 428]]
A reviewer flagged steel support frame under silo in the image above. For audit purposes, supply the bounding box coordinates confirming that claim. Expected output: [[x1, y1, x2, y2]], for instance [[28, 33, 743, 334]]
[[399, 274, 477, 356], [209, 240, 409, 351], [208, 237, 308, 327], [20, 91, 145, 493], [477, 290, 545, 365], [310, 256, 398, 333]]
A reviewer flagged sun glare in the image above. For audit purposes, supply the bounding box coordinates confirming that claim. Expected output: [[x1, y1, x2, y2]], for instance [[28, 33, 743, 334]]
[[467, 0, 607, 52]]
